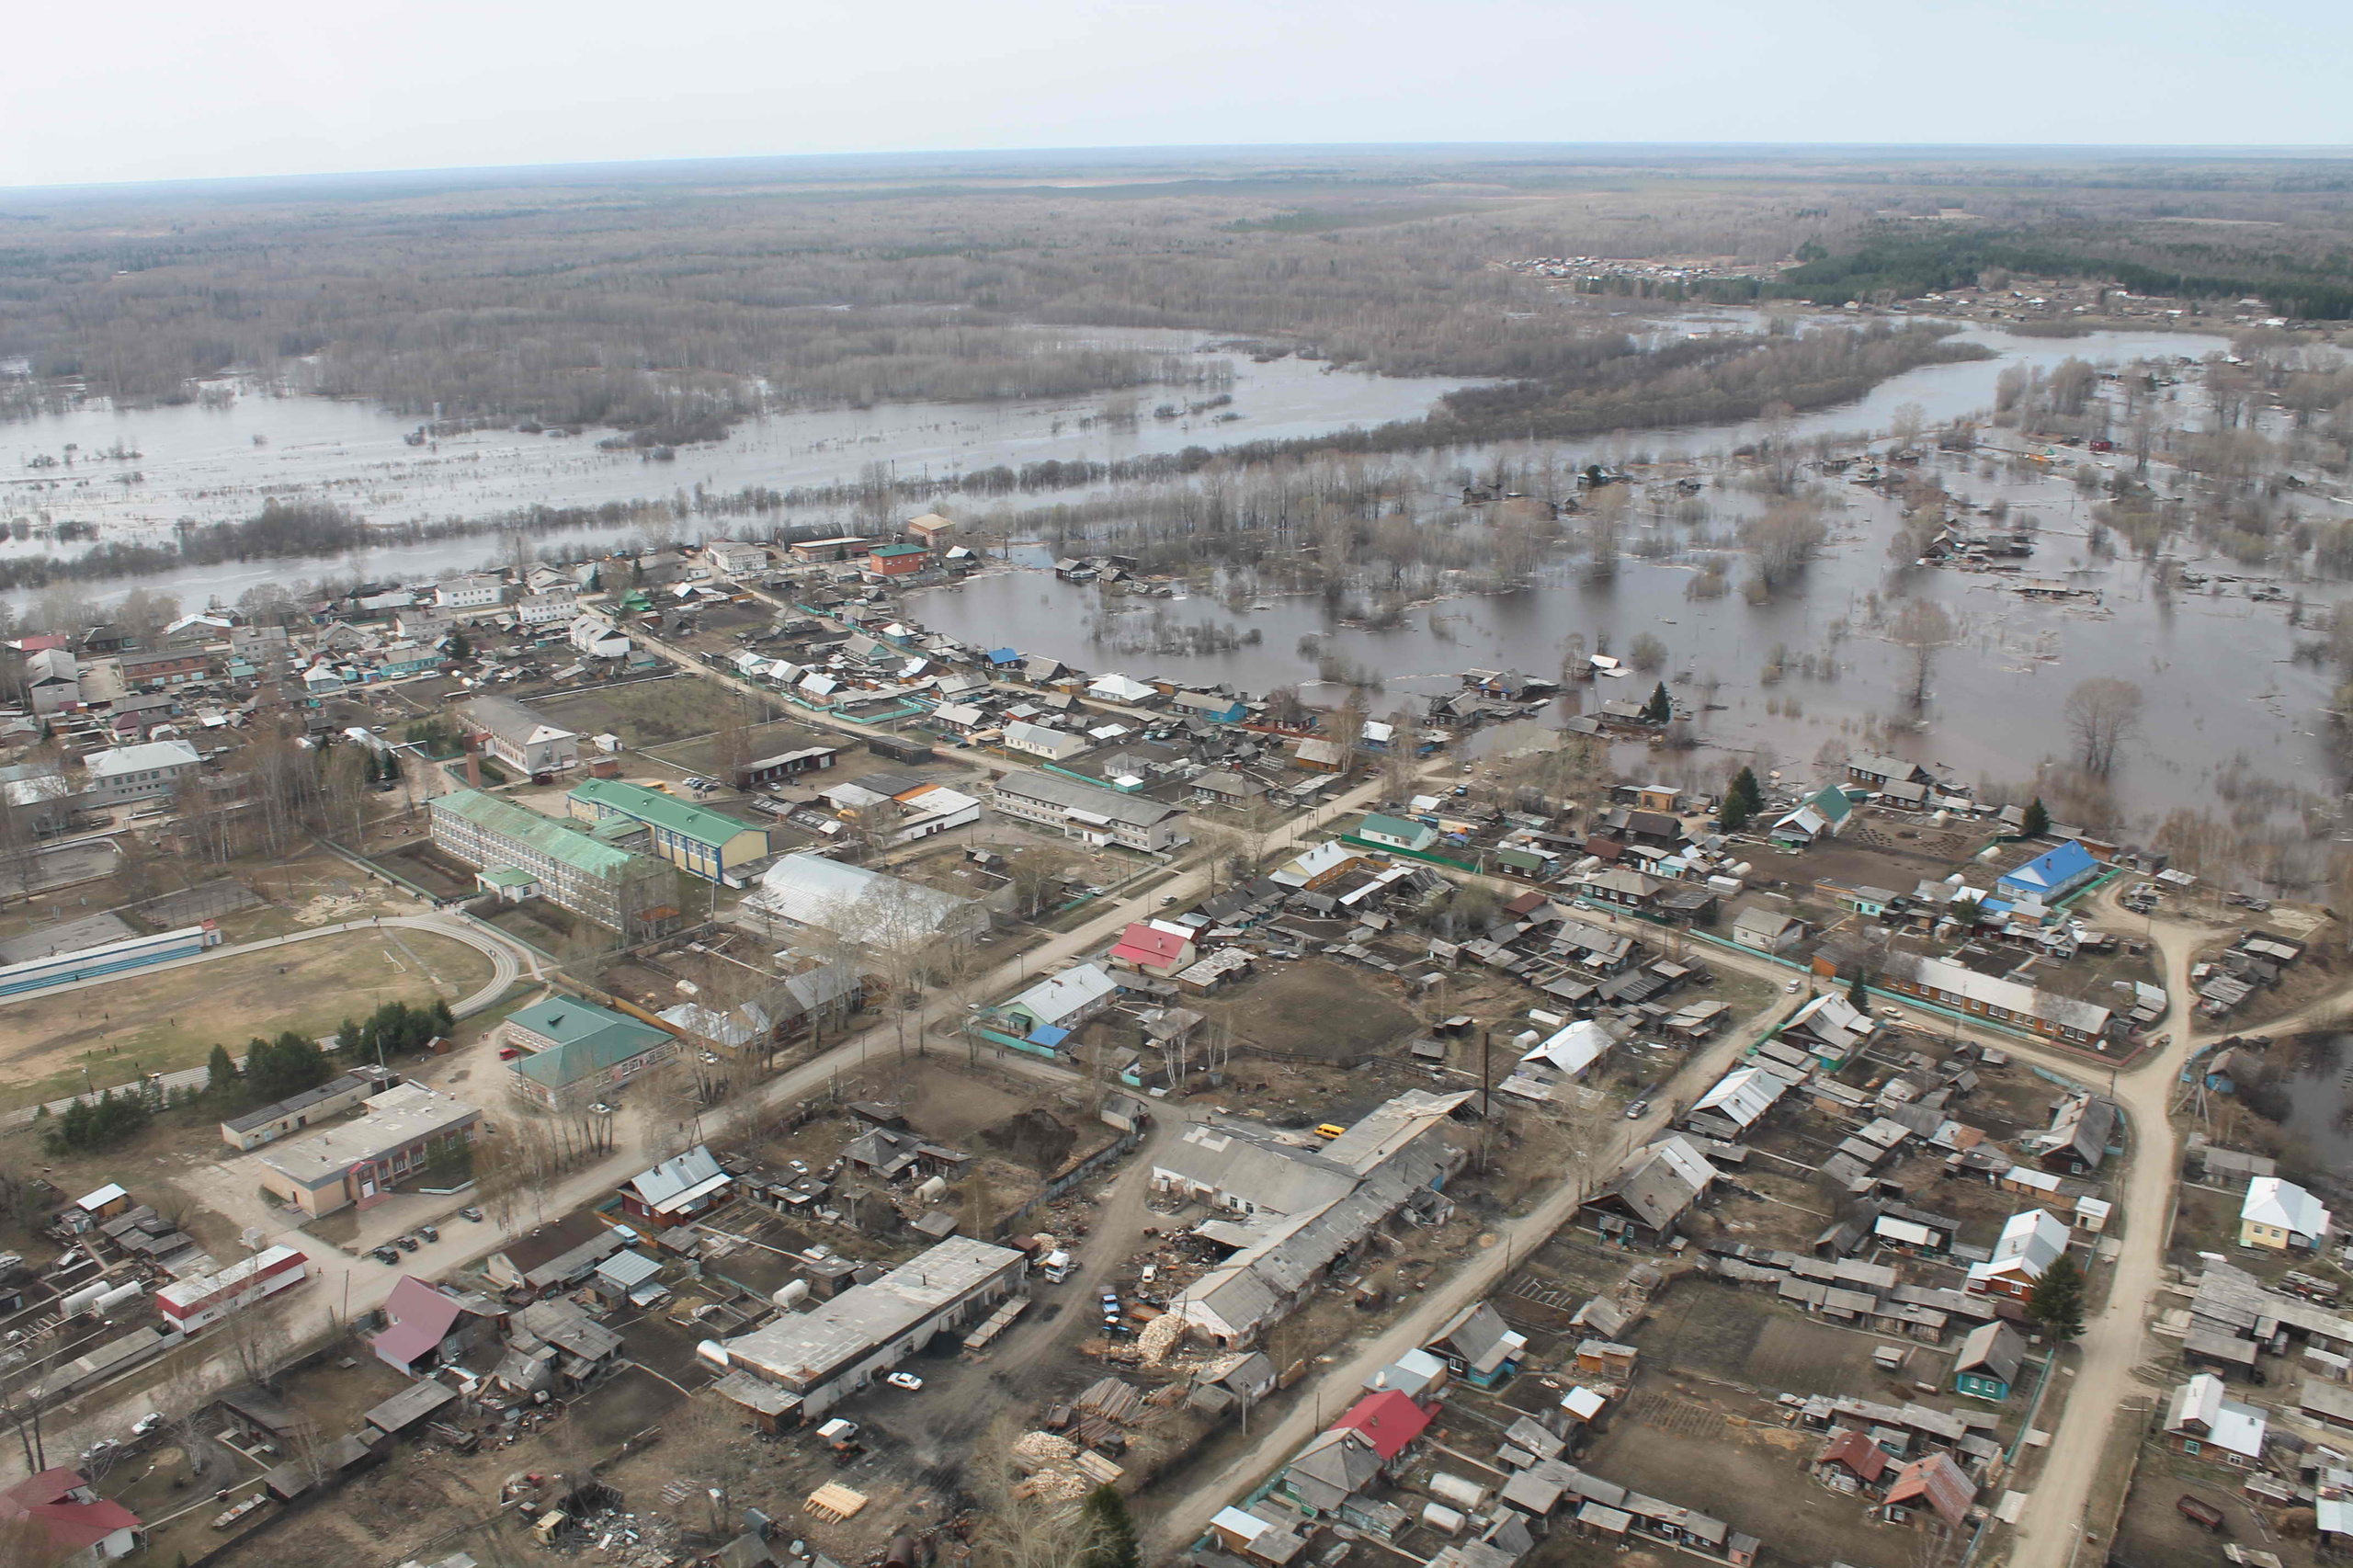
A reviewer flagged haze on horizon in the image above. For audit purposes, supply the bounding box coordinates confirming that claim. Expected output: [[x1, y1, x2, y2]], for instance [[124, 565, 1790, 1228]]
[[6, 0, 2350, 190]]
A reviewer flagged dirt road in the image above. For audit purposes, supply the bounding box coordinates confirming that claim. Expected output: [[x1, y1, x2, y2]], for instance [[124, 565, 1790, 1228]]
[[1139, 985, 1789, 1552]]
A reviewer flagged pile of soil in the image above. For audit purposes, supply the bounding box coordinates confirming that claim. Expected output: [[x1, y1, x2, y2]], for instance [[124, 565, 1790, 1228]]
[[980, 1108, 1078, 1173]]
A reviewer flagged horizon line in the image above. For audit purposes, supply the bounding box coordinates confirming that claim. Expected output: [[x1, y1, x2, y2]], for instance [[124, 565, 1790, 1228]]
[[8, 138, 2353, 202]]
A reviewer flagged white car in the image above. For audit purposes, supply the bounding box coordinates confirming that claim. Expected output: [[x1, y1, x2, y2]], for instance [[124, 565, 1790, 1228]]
[[1783, 979, 1802, 994], [885, 1372, 923, 1391], [1878, 1007, 1906, 1022]]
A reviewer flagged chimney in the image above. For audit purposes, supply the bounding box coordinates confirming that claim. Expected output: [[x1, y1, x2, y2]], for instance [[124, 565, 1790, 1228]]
[[463, 735, 482, 789]]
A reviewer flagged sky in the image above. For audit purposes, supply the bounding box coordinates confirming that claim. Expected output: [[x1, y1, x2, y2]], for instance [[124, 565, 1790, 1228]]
[[4, 0, 2348, 188]]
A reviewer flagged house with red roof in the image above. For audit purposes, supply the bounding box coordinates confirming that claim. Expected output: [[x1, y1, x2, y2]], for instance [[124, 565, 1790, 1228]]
[[3, 1468, 143, 1564], [1108, 921, 1196, 978], [1328, 1389, 1432, 1461], [1812, 1427, 1891, 1493], [1882, 1450, 1975, 1528], [369, 1275, 506, 1376]]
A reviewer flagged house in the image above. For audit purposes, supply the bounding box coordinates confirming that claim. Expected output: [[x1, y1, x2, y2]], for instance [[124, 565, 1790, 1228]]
[[1848, 754, 1933, 790], [1732, 908, 1806, 954], [1002, 720, 1089, 762], [1270, 840, 1363, 891], [620, 1145, 733, 1228], [370, 1275, 504, 1375], [256, 1085, 480, 1218], [1172, 690, 1247, 723], [788, 535, 870, 563], [1426, 1301, 1529, 1387], [2242, 1177, 2333, 1252], [1951, 1322, 2026, 1401], [1108, 922, 1196, 978], [991, 767, 1186, 852], [1578, 867, 1662, 912], [570, 614, 631, 660], [1770, 785, 1853, 846], [1582, 1136, 1715, 1244], [117, 646, 214, 690], [1358, 814, 1438, 854], [1965, 1209, 2069, 1298], [1882, 1451, 1975, 1528], [1003, 963, 1120, 1035], [84, 739, 200, 805], [1523, 1019, 1613, 1080], [1780, 994, 1874, 1068], [1086, 673, 1158, 706], [501, 1297, 626, 1393], [428, 789, 680, 941], [719, 1237, 1028, 1420], [23, 648, 79, 714], [568, 778, 768, 881], [2035, 1092, 2118, 1174], [1997, 840, 2100, 903], [1813, 1428, 1891, 1493], [3, 1469, 143, 1563], [865, 542, 930, 577], [1292, 737, 1346, 772], [469, 696, 580, 775], [2165, 1372, 2268, 1466], [503, 995, 679, 1110], [1683, 1064, 1796, 1141]]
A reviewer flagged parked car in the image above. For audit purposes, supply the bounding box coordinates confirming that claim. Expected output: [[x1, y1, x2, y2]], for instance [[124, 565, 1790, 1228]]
[[396, 1234, 419, 1253], [419, 1225, 439, 1243], [371, 1245, 401, 1265], [884, 1372, 923, 1391], [460, 1206, 484, 1222], [1783, 979, 1802, 994], [1878, 1007, 1906, 1021], [1625, 1099, 1651, 1120]]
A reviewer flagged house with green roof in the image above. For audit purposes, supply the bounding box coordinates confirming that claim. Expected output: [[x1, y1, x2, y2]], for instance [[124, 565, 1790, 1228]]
[[503, 995, 679, 1109], [1357, 813, 1440, 854], [566, 778, 769, 881], [1769, 784, 1855, 846], [427, 788, 680, 940]]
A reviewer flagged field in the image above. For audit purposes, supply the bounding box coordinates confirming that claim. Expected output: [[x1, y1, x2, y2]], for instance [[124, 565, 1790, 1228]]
[[1194, 957, 1424, 1064], [0, 927, 494, 1108], [534, 675, 755, 748]]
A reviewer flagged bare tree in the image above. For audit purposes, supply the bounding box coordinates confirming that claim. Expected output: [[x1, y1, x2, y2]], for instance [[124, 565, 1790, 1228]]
[[2063, 676, 2145, 775], [1890, 599, 1956, 712]]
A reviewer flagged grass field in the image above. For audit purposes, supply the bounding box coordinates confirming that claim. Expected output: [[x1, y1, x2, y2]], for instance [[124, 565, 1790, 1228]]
[[0, 928, 495, 1109]]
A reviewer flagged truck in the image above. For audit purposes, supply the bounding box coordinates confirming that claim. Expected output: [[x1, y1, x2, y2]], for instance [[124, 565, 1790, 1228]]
[[2176, 1494, 2226, 1533], [1040, 1250, 1074, 1283]]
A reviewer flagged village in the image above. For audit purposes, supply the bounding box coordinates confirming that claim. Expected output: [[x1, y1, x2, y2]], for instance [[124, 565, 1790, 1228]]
[[1, 505, 2351, 1568]]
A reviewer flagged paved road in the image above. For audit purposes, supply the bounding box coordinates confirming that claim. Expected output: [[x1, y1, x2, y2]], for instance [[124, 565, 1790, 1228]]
[[6, 913, 533, 1125]]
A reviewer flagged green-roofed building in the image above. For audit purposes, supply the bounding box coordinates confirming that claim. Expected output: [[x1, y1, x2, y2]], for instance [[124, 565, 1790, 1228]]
[[566, 778, 769, 882], [502, 994, 678, 1109], [427, 788, 681, 940], [1357, 812, 1439, 854]]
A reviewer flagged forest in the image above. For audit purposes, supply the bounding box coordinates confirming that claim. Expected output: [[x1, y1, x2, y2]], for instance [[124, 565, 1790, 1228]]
[[6, 145, 2349, 437]]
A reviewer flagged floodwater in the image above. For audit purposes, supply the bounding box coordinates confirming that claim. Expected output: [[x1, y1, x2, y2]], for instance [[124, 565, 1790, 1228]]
[[0, 328, 1484, 604], [2273, 1036, 2353, 1176], [907, 323, 2347, 823]]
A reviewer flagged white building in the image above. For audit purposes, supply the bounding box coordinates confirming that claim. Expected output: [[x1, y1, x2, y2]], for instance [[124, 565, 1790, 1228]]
[[991, 767, 1185, 853], [1003, 963, 1119, 1034], [570, 615, 631, 660], [1002, 720, 1088, 762], [85, 739, 201, 805], [719, 1237, 1028, 1420], [469, 697, 580, 774], [517, 588, 578, 626], [2242, 1176, 2333, 1251], [1966, 1208, 2070, 1298], [436, 574, 506, 609], [703, 540, 768, 577], [742, 854, 988, 948], [1086, 673, 1158, 705]]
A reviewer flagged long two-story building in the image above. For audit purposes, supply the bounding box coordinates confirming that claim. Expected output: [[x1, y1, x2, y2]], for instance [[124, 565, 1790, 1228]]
[[991, 767, 1185, 853]]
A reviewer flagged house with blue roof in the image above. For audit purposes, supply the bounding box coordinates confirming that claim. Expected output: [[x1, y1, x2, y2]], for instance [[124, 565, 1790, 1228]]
[[1996, 840, 2099, 903], [985, 648, 1021, 667]]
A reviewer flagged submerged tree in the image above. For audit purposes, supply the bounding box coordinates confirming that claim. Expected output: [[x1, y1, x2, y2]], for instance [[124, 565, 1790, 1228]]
[[2063, 676, 2144, 775]]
